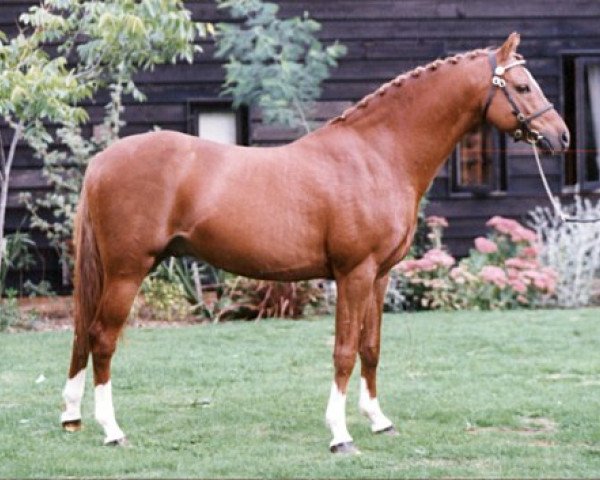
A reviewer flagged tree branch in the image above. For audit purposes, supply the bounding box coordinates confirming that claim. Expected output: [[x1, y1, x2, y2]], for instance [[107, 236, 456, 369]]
[[292, 96, 311, 134], [0, 131, 6, 182]]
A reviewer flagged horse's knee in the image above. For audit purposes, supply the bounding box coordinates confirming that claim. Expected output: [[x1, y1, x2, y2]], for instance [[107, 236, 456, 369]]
[[333, 351, 357, 379]]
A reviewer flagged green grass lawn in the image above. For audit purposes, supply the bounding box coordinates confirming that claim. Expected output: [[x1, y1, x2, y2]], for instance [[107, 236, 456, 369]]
[[1, 309, 600, 478]]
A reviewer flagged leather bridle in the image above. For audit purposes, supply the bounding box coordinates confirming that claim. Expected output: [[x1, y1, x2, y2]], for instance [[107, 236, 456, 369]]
[[482, 51, 600, 223], [482, 51, 554, 145]]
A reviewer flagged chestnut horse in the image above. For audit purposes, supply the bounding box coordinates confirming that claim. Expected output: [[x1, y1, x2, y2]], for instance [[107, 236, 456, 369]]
[[60, 33, 569, 453]]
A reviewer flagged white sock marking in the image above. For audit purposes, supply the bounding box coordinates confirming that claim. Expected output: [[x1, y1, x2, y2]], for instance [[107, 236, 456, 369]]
[[61, 369, 86, 423], [359, 377, 393, 432], [94, 381, 125, 443], [325, 382, 353, 446]]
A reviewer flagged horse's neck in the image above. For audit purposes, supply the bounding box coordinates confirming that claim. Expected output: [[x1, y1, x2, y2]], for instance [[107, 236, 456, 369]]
[[334, 57, 488, 197]]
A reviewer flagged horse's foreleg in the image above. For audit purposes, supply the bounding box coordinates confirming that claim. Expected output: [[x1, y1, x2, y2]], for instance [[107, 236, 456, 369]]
[[90, 276, 141, 445], [326, 263, 376, 454], [358, 274, 397, 435]]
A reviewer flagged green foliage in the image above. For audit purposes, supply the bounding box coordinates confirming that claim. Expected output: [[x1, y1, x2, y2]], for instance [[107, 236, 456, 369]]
[[0, 296, 21, 331], [20, 0, 203, 101], [214, 0, 346, 132], [0, 232, 35, 297], [22, 94, 123, 268], [17, 0, 206, 273], [140, 277, 191, 321], [0, 29, 91, 135], [143, 257, 223, 319], [0, 287, 40, 331]]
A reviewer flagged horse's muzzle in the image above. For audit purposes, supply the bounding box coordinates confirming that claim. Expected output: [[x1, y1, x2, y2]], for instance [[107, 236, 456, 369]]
[[537, 129, 569, 155]]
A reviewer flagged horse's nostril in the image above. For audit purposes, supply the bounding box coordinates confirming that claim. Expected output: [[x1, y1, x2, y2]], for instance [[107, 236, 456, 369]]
[[561, 130, 570, 148]]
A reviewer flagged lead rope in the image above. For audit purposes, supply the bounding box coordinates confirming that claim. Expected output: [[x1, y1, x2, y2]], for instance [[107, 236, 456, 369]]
[[531, 141, 600, 223]]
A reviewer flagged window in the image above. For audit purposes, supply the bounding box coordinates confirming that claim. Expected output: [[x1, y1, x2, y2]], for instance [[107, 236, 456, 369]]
[[562, 53, 600, 190], [187, 100, 248, 145], [451, 124, 506, 194]]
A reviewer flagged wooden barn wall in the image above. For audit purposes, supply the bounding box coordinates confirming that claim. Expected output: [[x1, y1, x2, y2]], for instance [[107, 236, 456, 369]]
[[2, 0, 600, 290]]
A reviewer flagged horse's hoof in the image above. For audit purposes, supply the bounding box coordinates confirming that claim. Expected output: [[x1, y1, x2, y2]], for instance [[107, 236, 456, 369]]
[[375, 425, 399, 436], [105, 436, 129, 447], [62, 419, 82, 432], [330, 441, 360, 454]]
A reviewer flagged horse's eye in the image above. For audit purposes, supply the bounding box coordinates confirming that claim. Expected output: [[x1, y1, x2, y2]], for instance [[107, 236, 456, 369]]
[[515, 84, 531, 94]]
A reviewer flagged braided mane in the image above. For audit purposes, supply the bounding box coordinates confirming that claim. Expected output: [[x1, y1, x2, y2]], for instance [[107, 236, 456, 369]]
[[329, 48, 492, 125]]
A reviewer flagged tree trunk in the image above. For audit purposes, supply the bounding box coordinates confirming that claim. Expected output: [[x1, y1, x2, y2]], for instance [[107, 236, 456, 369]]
[[0, 124, 24, 282]]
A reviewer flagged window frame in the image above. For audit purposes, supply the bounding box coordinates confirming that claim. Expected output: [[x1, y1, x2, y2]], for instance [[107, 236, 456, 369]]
[[449, 124, 508, 197], [186, 98, 249, 146], [560, 50, 600, 193]]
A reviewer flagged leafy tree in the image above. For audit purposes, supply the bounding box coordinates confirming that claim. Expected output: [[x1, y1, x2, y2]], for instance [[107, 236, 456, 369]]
[[214, 0, 346, 133], [11, 0, 205, 284], [0, 22, 91, 279]]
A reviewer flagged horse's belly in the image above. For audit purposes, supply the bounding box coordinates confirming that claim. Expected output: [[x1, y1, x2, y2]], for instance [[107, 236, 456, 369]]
[[186, 221, 332, 281]]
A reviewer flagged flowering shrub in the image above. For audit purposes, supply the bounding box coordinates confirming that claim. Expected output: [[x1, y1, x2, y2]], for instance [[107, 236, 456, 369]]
[[385, 215, 557, 311]]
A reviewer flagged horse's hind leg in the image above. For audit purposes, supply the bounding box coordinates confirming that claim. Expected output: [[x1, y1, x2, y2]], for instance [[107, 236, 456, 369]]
[[326, 262, 377, 454], [358, 274, 397, 435], [89, 274, 142, 445]]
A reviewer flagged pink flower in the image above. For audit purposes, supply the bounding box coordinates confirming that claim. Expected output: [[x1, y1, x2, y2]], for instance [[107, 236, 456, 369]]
[[479, 265, 508, 288], [509, 278, 527, 293], [486, 216, 537, 244], [417, 258, 436, 271], [423, 248, 455, 268], [474, 237, 498, 254], [426, 216, 448, 228], [506, 267, 520, 280], [517, 295, 529, 304], [520, 245, 539, 258], [521, 269, 557, 293], [398, 259, 419, 273], [505, 257, 539, 270], [450, 266, 463, 279], [511, 226, 537, 244], [486, 216, 521, 235]]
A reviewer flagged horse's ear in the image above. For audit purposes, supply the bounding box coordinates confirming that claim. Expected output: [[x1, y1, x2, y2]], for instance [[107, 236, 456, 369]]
[[498, 32, 520, 62]]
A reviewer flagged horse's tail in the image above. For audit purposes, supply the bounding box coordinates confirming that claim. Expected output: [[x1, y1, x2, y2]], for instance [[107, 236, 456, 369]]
[[70, 187, 103, 373]]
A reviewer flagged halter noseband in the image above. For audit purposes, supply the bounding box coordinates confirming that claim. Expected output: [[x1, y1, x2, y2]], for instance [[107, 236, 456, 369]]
[[482, 51, 554, 145]]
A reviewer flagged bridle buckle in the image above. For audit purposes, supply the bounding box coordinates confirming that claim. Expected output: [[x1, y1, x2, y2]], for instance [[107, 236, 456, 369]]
[[494, 66, 505, 76], [526, 129, 543, 144], [513, 129, 523, 140], [491, 76, 506, 88]]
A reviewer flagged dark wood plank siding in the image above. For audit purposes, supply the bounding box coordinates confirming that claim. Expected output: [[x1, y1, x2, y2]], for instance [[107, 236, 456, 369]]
[[2, 1, 600, 289]]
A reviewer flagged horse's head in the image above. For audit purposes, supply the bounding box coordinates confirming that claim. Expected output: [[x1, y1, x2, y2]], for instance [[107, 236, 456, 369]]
[[482, 32, 569, 154]]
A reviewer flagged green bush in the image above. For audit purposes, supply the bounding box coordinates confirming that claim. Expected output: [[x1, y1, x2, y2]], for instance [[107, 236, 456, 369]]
[[0, 296, 21, 332], [0, 232, 35, 297], [140, 277, 192, 322]]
